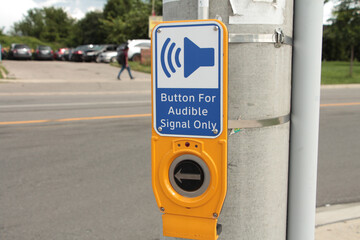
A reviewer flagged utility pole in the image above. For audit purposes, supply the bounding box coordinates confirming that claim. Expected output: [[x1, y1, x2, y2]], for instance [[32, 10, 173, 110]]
[[160, 1, 321, 239]]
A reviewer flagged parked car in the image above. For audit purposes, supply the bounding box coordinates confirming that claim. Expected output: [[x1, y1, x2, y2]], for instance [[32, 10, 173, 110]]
[[54, 48, 69, 60], [64, 48, 73, 61], [71, 44, 97, 62], [127, 39, 150, 61], [83, 44, 118, 62], [96, 50, 118, 63], [8, 44, 32, 60], [33, 45, 53, 60]]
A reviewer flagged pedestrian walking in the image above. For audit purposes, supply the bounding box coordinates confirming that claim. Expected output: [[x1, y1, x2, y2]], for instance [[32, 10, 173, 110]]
[[117, 46, 134, 80]]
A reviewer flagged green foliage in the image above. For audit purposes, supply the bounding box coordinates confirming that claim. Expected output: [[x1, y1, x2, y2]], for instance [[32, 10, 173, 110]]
[[12, 7, 74, 44], [332, 0, 360, 75], [0, 35, 63, 51], [323, 25, 349, 61], [102, 0, 154, 43], [75, 11, 108, 45], [154, 0, 163, 15], [323, 1, 360, 66], [333, 1, 360, 43], [7, 0, 162, 47], [322, 61, 360, 84], [0, 63, 8, 79]]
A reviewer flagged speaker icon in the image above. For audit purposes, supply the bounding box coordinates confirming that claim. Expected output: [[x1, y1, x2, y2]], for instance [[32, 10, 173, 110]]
[[161, 37, 215, 78]]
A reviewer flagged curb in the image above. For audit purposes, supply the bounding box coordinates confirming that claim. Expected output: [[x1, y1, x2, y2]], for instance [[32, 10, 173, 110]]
[[321, 84, 360, 89], [316, 202, 360, 227]]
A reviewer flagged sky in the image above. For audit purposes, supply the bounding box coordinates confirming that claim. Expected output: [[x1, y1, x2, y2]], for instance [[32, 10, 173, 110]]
[[0, 0, 107, 33], [0, 0, 334, 34]]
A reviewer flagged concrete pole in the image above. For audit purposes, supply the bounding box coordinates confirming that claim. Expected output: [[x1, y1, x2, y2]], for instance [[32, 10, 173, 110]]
[[287, 1, 323, 240], [162, 1, 293, 239]]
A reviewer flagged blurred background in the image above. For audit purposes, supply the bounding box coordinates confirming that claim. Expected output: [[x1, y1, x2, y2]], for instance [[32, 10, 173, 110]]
[[0, 1, 359, 240]]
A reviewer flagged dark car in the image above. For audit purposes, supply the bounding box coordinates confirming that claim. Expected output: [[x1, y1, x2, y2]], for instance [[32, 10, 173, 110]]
[[83, 44, 118, 62], [64, 48, 73, 61], [71, 44, 97, 62], [54, 48, 69, 61], [34, 45, 53, 60], [8, 44, 32, 60]]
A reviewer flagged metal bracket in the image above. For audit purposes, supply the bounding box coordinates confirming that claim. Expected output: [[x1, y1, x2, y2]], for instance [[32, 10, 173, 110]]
[[228, 114, 290, 129], [229, 28, 292, 48]]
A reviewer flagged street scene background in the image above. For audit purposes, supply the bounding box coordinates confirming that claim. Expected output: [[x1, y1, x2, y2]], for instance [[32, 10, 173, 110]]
[[1, 0, 360, 239]]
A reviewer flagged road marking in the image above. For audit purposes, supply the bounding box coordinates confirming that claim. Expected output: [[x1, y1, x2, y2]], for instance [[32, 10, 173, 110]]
[[0, 100, 150, 108], [1, 102, 359, 126], [320, 102, 360, 107], [0, 90, 151, 96], [0, 113, 151, 125]]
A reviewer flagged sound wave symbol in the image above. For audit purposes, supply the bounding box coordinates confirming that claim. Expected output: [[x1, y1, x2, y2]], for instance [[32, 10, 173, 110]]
[[161, 38, 181, 78]]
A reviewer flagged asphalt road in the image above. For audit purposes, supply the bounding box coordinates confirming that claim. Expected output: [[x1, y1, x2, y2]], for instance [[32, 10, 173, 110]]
[[0, 61, 159, 240], [317, 86, 360, 206], [0, 60, 359, 239]]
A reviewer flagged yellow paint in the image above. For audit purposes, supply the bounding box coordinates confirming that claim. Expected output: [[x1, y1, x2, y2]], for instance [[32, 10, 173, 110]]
[[320, 102, 360, 107], [151, 19, 228, 240], [2, 101, 358, 126]]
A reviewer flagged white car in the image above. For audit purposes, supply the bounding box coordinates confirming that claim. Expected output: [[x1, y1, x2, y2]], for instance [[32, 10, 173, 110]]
[[96, 51, 118, 63], [127, 39, 151, 61]]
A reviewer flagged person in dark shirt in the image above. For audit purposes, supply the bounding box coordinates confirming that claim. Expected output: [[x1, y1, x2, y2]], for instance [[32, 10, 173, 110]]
[[117, 46, 134, 80]]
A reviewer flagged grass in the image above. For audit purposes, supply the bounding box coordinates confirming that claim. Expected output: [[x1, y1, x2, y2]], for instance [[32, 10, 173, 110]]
[[322, 61, 360, 84], [110, 61, 151, 74], [0, 63, 8, 79], [112, 60, 359, 85], [0, 35, 64, 51]]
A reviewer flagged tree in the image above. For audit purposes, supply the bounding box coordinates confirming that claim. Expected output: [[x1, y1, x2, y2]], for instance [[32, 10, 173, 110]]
[[13, 8, 44, 38], [101, 0, 161, 43], [12, 7, 74, 44], [322, 24, 349, 61], [76, 11, 107, 44], [331, 0, 360, 76]]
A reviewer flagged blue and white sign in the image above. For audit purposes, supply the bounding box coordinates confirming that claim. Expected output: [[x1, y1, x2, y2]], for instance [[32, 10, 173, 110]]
[[152, 20, 225, 138]]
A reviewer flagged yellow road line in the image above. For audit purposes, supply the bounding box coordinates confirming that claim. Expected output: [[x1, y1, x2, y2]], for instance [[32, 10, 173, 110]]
[[0, 113, 151, 125], [1, 102, 359, 126], [320, 102, 360, 107]]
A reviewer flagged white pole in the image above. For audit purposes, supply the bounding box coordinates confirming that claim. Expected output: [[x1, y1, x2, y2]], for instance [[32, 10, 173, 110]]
[[287, 1, 323, 240]]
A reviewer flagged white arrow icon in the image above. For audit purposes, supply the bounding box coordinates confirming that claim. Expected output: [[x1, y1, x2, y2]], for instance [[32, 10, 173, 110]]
[[175, 168, 201, 183]]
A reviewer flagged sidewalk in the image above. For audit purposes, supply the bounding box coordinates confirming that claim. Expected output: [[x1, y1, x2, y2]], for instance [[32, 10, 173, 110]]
[[315, 202, 360, 240]]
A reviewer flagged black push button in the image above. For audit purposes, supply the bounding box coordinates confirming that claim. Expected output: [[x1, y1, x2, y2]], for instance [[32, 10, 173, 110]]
[[173, 160, 205, 192]]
